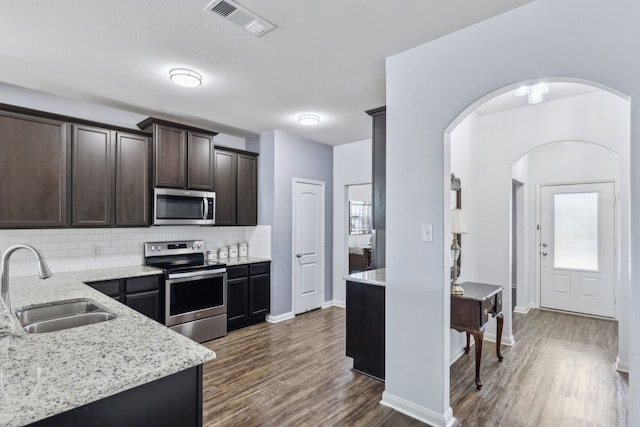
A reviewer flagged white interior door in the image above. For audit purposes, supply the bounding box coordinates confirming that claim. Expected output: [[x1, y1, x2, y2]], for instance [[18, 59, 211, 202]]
[[540, 182, 615, 317], [293, 180, 325, 314]]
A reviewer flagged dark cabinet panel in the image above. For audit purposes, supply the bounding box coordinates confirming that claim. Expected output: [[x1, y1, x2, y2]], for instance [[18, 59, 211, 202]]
[[72, 125, 113, 226], [226, 262, 270, 332], [345, 280, 385, 380], [237, 153, 257, 225], [126, 290, 161, 321], [33, 366, 203, 427], [227, 277, 250, 331], [154, 124, 186, 189], [214, 149, 237, 225], [250, 274, 270, 318], [187, 131, 215, 191], [86, 274, 163, 323], [116, 132, 150, 226], [366, 106, 386, 268], [0, 112, 70, 227], [214, 148, 258, 226]]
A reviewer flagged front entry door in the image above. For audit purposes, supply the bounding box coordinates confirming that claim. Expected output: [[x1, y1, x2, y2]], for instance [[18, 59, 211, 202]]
[[293, 179, 325, 314], [540, 182, 615, 317]]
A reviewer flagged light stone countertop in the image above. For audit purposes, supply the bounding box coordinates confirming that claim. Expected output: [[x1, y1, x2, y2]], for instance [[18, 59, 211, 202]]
[[344, 268, 386, 287], [0, 265, 216, 427]]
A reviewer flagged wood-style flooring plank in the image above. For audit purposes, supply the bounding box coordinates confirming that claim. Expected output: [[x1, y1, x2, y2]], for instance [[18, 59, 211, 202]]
[[201, 307, 627, 426]]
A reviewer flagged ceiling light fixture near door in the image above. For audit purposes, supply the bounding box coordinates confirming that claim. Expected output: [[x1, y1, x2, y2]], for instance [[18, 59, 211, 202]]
[[169, 68, 202, 88], [515, 82, 549, 104], [298, 114, 320, 126]]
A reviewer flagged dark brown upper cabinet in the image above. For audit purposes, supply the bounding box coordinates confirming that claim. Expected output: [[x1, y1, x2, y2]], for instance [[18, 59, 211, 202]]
[[214, 147, 258, 226], [138, 119, 216, 191], [116, 133, 151, 226], [72, 125, 114, 226], [72, 125, 150, 227], [0, 112, 71, 228]]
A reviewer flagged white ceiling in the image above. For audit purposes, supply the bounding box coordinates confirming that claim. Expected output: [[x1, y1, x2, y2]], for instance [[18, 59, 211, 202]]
[[0, 0, 533, 146]]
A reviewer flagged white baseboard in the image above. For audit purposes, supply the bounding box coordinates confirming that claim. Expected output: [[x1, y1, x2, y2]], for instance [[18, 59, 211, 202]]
[[380, 391, 455, 427], [266, 311, 294, 323], [450, 345, 467, 365], [513, 303, 535, 314], [616, 356, 629, 373], [330, 299, 346, 308], [484, 333, 516, 347]]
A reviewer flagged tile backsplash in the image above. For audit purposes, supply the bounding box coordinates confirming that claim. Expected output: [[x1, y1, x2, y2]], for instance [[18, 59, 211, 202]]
[[0, 225, 271, 277]]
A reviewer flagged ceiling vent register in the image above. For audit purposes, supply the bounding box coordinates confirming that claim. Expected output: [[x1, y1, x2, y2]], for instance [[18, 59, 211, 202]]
[[204, 0, 276, 37]]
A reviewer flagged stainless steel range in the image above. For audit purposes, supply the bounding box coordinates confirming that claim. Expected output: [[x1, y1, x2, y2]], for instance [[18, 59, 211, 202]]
[[144, 240, 227, 343]]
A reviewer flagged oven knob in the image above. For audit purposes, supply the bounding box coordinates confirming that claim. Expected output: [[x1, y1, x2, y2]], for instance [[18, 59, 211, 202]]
[[197, 243, 202, 249], [150, 245, 155, 251]]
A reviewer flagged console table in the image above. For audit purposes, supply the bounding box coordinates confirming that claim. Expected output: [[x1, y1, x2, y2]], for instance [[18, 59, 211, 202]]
[[451, 282, 504, 390]]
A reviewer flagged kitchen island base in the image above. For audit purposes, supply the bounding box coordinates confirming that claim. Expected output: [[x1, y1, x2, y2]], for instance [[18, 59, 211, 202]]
[[31, 365, 203, 427]]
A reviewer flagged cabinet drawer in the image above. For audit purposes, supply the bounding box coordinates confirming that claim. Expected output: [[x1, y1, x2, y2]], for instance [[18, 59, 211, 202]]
[[125, 275, 161, 293], [227, 265, 249, 280], [250, 262, 270, 275], [481, 296, 496, 324], [494, 291, 503, 315], [87, 279, 120, 297]]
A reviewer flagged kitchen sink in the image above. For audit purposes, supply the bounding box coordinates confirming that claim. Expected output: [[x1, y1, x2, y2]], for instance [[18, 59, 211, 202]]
[[15, 299, 116, 334]]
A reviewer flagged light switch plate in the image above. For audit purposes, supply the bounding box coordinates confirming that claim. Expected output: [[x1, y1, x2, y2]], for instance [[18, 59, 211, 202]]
[[421, 224, 433, 242]]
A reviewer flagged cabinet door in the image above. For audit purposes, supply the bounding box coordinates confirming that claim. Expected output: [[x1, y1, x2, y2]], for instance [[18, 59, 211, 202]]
[[116, 133, 150, 226], [72, 125, 113, 226], [187, 131, 214, 191], [0, 113, 70, 227], [125, 290, 161, 322], [227, 276, 250, 331], [213, 149, 237, 225], [249, 273, 270, 319], [236, 153, 257, 225], [154, 124, 185, 188]]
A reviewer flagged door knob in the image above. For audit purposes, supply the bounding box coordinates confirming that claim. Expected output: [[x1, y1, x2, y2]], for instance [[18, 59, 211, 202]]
[[296, 253, 302, 258], [542, 251, 548, 256]]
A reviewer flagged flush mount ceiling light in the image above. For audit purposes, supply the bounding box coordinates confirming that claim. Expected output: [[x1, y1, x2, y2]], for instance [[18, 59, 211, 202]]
[[298, 113, 320, 126], [515, 82, 549, 104], [169, 68, 202, 88]]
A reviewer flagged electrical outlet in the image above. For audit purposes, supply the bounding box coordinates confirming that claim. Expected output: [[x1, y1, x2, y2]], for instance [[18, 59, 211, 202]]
[[92, 245, 102, 257], [421, 224, 433, 242]]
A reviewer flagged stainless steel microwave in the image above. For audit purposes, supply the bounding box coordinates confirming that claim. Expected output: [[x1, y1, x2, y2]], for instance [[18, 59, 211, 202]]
[[153, 188, 215, 225]]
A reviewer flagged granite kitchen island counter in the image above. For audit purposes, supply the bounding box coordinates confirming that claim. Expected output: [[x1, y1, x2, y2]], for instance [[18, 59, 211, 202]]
[[344, 268, 386, 287], [0, 266, 216, 427]]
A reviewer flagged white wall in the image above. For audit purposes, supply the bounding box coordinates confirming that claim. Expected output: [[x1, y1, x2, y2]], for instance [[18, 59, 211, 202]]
[[384, 1, 640, 425], [451, 90, 629, 358], [332, 139, 372, 306]]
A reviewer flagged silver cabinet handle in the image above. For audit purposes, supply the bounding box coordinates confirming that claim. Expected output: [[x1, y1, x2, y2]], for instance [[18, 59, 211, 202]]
[[542, 251, 548, 256], [542, 243, 548, 248], [296, 253, 302, 258]]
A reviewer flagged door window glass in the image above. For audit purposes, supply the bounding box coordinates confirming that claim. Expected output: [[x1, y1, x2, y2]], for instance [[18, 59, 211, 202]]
[[553, 192, 598, 270]]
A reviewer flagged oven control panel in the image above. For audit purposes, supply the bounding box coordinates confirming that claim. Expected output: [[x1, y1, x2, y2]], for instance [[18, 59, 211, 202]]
[[144, 240, 205, 256]]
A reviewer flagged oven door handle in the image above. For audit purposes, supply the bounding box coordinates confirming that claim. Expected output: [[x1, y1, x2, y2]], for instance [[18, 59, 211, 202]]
[[168, 269, 226, 280]]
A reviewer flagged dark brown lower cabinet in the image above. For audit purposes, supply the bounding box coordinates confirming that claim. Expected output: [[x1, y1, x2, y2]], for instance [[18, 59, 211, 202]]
[[86, 275, 163, 323], [346, 280, 385, 381], [32, 365, 203, 427], [227, 262, 270, 331]]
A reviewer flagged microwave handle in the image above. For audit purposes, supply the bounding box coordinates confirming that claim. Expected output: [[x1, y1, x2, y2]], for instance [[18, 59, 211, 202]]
[[203, 198, 208, 220]]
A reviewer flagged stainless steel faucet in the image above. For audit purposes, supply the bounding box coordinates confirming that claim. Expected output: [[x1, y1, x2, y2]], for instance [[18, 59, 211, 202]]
[[1, 244, 52, 314]]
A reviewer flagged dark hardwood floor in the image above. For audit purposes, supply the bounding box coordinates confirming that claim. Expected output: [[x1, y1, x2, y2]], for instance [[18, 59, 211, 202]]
[[201, 307, 627, 426]]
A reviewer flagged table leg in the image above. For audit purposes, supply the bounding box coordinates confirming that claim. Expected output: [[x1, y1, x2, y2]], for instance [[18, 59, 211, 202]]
[[471, 329, 484, 390], [496, 313, 504, 362], [464, 331, 471, 354]]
